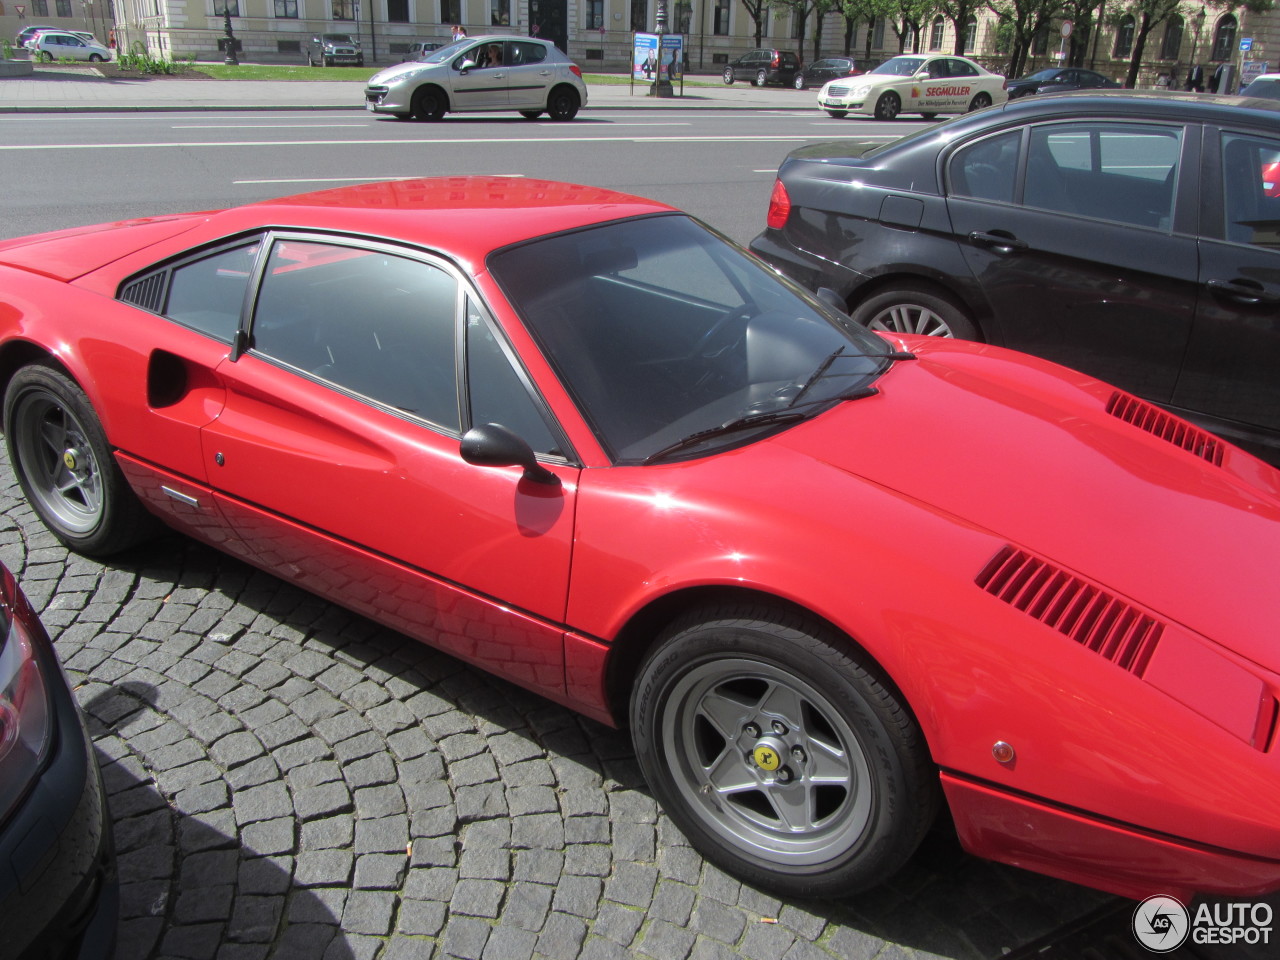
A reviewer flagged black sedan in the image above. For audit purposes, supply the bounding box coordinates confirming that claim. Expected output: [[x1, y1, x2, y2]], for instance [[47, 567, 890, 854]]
[[1006, 67, 1120, 98], [793, 56, 878, 90], [0, 562, 116, 959], [749, 92, 1280, 464]]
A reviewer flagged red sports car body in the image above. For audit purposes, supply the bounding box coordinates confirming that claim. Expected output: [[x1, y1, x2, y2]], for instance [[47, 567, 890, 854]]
[[0, 178, 1277, 902]]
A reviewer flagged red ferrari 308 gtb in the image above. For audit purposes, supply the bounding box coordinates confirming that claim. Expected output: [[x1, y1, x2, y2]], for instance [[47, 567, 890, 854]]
[[0, 178, 1277, 902]]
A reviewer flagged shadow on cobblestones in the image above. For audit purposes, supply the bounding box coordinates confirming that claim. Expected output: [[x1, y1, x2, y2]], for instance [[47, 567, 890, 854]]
[[0, 453, 1115, 959]]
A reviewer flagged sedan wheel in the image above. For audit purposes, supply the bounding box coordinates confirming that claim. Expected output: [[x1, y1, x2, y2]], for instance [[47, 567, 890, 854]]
[[631, 606, 937, 897], [851, 284, 978, 340], [873, 91, 900, 121], [793, 74, 807, 90], [968, 92, 993, 111], [4, 364, 155, 556], [825, 109, 848, 118], [723, 67, 735, 85], [755, 69, 768, 87]]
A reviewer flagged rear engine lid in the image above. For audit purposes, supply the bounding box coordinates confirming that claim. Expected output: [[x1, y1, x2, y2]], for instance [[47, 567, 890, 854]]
[[0, 214, 211, 282]]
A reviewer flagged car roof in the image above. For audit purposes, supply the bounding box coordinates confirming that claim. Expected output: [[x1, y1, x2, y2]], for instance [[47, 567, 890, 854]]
[[990, 89, 1280, 123]]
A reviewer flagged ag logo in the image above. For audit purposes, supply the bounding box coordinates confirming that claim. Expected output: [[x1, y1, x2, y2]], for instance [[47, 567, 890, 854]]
[[752, 745, 780, 771], [1133, 895, 1190, 952]]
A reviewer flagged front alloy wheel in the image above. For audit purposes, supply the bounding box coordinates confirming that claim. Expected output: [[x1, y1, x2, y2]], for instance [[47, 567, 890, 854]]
[[723, 67, 735, 85], [632, 606, 937, 897], [873, 91, 900, 120]]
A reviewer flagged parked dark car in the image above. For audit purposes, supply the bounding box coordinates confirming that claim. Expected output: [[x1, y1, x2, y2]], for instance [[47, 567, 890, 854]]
[[750, 92, 1280, 463], [0, 561, 117, 959], [793, 56, 878, 90], [722, 48, 800, 87], [1006, 67, 1120, 99], [304, 32, 363, 67]]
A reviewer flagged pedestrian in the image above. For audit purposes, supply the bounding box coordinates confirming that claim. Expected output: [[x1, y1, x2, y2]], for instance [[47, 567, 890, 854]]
[[451, 24, 467, 42], [1185, 63, 1204, 92]]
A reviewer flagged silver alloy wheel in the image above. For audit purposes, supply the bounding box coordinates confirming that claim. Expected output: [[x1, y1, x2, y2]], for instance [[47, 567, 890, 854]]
[[866, 303, 957, 337], [660, 658, 873, 864], [12, 392, 103, 535]]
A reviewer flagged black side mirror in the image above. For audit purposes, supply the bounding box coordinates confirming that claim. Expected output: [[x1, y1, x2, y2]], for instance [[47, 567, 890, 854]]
[[461, 423, 560, 485]]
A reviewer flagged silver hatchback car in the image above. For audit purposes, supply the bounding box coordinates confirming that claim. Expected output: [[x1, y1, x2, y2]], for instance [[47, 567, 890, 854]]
[[365, 35, 587, 121]]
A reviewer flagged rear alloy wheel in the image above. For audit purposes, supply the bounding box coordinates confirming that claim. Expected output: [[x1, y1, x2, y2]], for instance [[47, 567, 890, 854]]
[[755, 69, 768, 87], [851, 283, 978, 340], [546, 87, 580, 121], [968, 92, 993, 111], [411, 86, 447, 121], [40, 51, 54, 62], [632, 606, 938, 898], [793, 74, 807, 90], [825, 109, 848, 118], [89, 53, 104, 62], [4, 364, 156, 556], [873, 91, 900, 120], [723, 67, 735, 84]]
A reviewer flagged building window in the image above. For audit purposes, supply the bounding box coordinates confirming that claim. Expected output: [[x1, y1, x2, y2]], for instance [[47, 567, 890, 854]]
[[631, 0, 646, 32], [674, 1, 690, 33], [214, 0, 240, 14], [331, 0, 355, 18], [275, 0, 298, 17], [1211, 14, 1237, 61], [55, 0, 70, 15], [30, 0, 48, 14], [491, 0, 509, 25], [585, 0, 602, 28], [872, 17, 885, 50], [1114, 15, 1135, 58], [387, 0, 407, 20], [964, 16, 976, 53], [1160, 15, 1183, 60], [713, 0, 729, 36], [441, 0, 461, 26], [930, 16, 944, 51]]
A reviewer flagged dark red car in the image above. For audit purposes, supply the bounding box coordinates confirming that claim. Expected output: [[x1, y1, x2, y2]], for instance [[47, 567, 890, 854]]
[[1, 178, 1278, 901]]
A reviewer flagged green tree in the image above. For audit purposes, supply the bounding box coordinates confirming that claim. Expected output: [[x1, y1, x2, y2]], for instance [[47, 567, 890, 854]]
[[986, 0, 1064, 76], [1116, 0, 1273, 89], [770, 0, 837, 59], [840, 0, 882, 54], [937, 0, 983, 53], [740, 0, 773, 47]]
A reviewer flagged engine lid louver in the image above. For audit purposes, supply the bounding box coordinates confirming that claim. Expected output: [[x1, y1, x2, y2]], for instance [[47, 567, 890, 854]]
[[977, 545, 1161, 677], [1106, 391, 1224, 466]]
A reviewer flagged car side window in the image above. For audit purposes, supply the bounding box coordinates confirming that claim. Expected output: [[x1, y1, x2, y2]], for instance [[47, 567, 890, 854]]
[[1024, 123, 1180, 229], [949, 59, 979, 77], [465, 300, 562, 457], [950, 131, 1020, 203], [1222, 133, 1280, 246], [508, 41, 546, 66], [250, 240, 461, 431], [155, 240, 262, 341]]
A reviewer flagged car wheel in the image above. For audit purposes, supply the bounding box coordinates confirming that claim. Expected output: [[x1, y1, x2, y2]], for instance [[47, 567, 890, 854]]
[[546, 86, 580, 121], [921, 112, 938, 120], [755, 69, 768, 87], [873, 91, 900, 120], [631, 605, 938, 898], [723, 67, 734, 85], [519, 109, 544, 120], [793, 74, 806, 90], [968, 92, 993, 111], [89, 53, 104, 62], [357, 57, 365, 67], [825, 109, 848, 118], [4, 364, 156, 556], [40, 51, 54, 62], [323, 56, 333, 67], [851, 283, 979, 339], [411, 86, 447, 121]]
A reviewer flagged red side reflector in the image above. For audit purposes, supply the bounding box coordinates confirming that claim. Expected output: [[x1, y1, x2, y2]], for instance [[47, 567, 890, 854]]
[[766, 179, 791, 230]]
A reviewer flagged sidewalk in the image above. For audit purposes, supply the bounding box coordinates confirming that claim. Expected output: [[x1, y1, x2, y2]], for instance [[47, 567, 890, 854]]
[[0, 63, 805, 112]]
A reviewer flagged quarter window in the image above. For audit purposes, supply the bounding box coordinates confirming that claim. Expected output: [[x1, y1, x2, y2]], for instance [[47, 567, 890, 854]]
[[250, 240, 461, 431], [161, 241, 261, 341]]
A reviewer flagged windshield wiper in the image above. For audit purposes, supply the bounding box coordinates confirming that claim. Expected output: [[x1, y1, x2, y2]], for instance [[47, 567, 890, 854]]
[[788, 346, 914, 408], [642, 411, 806, 464]]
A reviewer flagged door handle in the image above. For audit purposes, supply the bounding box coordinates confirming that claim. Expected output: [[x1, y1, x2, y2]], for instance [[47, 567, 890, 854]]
[[1206, 278, 1280, 305], [968, 231, 1028, 254]]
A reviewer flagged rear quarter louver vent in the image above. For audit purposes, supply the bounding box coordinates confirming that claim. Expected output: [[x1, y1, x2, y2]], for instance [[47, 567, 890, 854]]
[[977, 545, 1162, 677], [119, 273, 167, 314], [1106, 392, 1224, 466]]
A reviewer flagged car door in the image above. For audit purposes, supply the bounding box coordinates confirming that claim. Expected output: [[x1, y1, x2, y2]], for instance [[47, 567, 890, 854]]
[[945, 119, 1200, 401], [447, 41, 510, 110], [505, 40, 553, 109], [200, 234, 579, 693], [1171, 126, 1280, 448]]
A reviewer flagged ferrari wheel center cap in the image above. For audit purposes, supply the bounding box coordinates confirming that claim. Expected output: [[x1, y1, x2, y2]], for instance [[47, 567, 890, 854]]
[[62, 449, 79, 471], [751, 738, 786, 772]]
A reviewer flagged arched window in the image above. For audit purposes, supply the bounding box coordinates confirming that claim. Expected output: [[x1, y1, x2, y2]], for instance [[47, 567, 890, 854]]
[[1211, 14, 1237, 61], [1114, 15, 1135, 58], [1031, 23, 1049, 55], [1160, 15, 1183, 60], [964, 16, 977, 54], [930, 15, 945, 51]]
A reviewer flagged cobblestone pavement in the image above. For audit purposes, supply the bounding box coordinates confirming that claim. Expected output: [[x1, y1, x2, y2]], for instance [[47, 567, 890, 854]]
[[0, 450, 1115, 960]]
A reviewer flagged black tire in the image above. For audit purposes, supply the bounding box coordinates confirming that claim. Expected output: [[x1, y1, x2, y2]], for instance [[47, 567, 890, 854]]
[[546, 86, 580, 121], [793, 74, 807, 90], [850, 282, 979, 340], [631, 605, 938, 898], [873, 91, 900, 121], [968, 92, 993, 111], [89, 53, 104, 62], [357, 57, 364, 67], [921, 112, 938, 120], [825, 109, 848, 118], [323, 56, 333, 67], [519, 109, 544, 120], [411, 85, 447, 121], [755, 69, 768, 87], [4, 364, 157, 556], [722, 67, 734, 85], [40, 51, 54, 62]]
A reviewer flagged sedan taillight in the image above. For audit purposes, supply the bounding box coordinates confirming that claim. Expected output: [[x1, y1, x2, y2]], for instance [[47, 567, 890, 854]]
[[766, 179, 791, 230]]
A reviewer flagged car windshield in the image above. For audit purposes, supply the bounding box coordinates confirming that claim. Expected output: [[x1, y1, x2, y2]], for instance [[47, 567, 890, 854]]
[[489, 215, 893, 463], [872, 57, 926, 77], [420, 39, 473, 63]]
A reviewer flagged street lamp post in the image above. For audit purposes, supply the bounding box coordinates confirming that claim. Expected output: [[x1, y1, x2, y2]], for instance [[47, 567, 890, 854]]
[[222, 8, 239, 66], [650, 0, 673, 97], [1189, 6, 1207, 67]]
